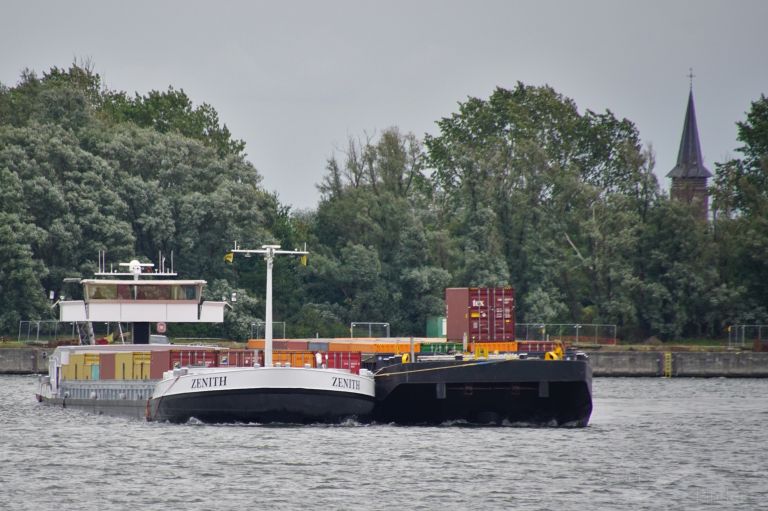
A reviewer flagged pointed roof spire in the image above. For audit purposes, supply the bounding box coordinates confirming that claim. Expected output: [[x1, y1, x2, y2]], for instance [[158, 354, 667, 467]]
[[667, 83, 711, 178]]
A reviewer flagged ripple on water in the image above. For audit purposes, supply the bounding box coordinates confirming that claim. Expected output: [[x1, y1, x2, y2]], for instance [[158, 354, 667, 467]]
[[2, 375, 766, 511]]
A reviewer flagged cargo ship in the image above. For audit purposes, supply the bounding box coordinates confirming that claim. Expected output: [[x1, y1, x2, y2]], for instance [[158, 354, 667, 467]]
[[369, 287, 592, 426], [371, 352, 592, 426], [37, 249, 375, 423]]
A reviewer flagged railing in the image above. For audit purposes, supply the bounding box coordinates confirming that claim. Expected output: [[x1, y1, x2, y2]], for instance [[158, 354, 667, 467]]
[[350, 322, 390, 338], [515, 323, 617, 345], [250, 321, 286, 339], [730, 325, 768, 348], [17, 320, 128, 344]]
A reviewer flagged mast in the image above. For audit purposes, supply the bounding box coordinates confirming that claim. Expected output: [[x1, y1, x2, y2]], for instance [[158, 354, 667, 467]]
[[228, 243, 308, 368]]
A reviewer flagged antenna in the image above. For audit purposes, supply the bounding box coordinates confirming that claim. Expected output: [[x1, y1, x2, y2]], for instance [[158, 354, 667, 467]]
[[228, 243, 309, 368]]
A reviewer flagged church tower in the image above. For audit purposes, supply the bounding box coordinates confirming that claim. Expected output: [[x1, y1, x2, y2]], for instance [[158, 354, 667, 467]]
[[666, 83, 711, 221]]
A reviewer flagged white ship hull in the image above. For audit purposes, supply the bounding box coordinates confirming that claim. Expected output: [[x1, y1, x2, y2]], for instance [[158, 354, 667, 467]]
[[148, 366, 375, 424]]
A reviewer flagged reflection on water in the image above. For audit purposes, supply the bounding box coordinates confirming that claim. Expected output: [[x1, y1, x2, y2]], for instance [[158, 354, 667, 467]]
[[2, 376, 764, 510]]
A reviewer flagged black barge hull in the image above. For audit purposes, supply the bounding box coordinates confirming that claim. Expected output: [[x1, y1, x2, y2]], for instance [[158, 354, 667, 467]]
[[149, 388, 375, 424], [373, 359, 592, 426]]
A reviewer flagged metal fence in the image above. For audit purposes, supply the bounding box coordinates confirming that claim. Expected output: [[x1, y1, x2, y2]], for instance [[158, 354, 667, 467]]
[[516, 323, 617, 344], [17, 321, 125, 343], [350, 322, 390, 338], [249, 321, 286, 339], [729, 325, 768, 348]]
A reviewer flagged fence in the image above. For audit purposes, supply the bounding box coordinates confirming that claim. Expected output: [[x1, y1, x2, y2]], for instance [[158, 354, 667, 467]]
[[516, 323, 617, 345], [249, 321, 286, 339], [730, 325, 768, 348], [17, 321, 127, 343], [350, 322, 390, 338]]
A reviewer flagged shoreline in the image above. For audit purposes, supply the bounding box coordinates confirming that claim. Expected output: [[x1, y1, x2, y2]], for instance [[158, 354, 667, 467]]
[[2, 346, 768, 377]]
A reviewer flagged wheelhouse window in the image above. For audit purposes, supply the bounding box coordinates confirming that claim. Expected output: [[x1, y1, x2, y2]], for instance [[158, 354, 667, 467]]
[[85, 283, 201, 301]]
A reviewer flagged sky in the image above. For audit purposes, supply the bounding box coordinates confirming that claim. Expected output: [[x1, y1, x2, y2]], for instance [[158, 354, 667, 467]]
[[2, 0, 767, 210]]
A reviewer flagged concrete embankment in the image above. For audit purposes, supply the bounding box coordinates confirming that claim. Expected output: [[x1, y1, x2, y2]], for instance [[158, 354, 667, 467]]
[[2, 347, 768, 377], [0, 347, 49, 374], [587, 351, 768, 377]]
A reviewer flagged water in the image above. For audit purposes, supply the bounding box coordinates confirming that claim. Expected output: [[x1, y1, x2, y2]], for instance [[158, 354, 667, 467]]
[[1, 376, 765, 510]]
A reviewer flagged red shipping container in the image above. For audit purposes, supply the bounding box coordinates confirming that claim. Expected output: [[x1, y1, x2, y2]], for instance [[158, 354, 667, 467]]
[[221, 349, 255, 367], [99, 353, 116, 379], [517, 341, 556, 353], [150, 350, 171, 379], [286, 340, 308, 351], [324, 352, 361, 374], [446, 287, 516, 342], [272, 340, 289, 351], [171, 348, 218, 368]]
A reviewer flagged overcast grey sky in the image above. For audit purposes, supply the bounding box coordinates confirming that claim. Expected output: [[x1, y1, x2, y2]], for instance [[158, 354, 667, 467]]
[[2, 1, 766, 210]]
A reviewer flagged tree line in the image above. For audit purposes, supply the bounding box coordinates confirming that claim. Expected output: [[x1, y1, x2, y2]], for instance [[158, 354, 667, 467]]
[[1, 64, 766, 341]]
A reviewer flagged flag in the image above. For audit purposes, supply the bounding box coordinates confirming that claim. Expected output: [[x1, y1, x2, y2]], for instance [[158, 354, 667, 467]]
[[300, 255, 308, 266], [224, 252, 234, 263]]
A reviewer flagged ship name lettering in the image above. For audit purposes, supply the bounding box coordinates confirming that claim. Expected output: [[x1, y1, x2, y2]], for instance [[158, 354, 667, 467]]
[[191, 376, 228, 389], [331, 376, 360, 390]]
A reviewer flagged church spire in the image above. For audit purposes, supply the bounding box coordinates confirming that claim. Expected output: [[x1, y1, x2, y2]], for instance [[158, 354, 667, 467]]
[[667, 87, 711, 179], [667, 78, 711, 221]]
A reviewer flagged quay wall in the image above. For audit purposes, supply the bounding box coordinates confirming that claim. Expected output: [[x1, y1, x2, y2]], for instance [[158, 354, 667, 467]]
[[587, 351, 768, 377], [0, 348, 48, 374], [2, 347, 768, 377]]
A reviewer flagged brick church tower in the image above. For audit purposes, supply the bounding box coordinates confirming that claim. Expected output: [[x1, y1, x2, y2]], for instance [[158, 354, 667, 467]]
[[666, 87, 711, 221]]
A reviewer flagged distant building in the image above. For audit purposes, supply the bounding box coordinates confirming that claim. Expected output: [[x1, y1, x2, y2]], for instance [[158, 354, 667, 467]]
[[666, 88, 711, 221]]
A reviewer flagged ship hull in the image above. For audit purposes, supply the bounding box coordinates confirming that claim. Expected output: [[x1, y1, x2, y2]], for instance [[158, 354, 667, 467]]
[[373, 358, 592, 426], [149, 366, 375, 424], [38, 395, 150, 420], [150, 387, 374, 424]]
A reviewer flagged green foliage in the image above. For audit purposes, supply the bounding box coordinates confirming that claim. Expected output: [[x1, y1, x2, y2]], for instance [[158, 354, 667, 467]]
[[0, 64, 273, 334], [2, 64, 765, 342]]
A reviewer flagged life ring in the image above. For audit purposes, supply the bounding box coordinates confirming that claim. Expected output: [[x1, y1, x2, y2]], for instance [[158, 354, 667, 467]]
[[477, 345, 489, 359], [401, 353, 410, 363]]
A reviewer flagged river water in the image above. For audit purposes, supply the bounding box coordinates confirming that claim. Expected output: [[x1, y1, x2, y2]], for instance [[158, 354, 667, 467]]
[[1, 375, 765, 510]]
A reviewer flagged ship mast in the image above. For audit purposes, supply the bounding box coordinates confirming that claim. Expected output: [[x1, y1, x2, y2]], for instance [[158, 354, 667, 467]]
[[228, 243, 308, 368]]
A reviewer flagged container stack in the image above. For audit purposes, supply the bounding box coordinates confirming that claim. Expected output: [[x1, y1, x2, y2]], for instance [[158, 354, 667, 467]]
[[446, 287, 516, 343]]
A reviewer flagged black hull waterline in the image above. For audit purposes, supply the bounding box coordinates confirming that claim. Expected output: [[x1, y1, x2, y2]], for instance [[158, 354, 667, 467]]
[[149, 388, 375, 424], [373, 359, 593, 427]]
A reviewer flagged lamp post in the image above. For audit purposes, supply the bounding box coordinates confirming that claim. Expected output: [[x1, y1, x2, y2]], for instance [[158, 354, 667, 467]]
[[228, 243, 308, 368]]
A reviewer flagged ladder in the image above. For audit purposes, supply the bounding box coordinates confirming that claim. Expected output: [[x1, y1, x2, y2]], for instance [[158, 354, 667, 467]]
[[663, 352, 673, 377]]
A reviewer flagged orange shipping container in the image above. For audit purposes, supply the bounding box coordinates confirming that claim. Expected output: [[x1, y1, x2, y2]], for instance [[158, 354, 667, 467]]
[[247, 339, 265, 349]]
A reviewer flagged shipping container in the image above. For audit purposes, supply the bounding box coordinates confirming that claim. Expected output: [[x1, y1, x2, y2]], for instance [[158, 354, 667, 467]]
[[308, 341, 329, 352], [70, 354, 86, 380], [115, 352, 134, 379], [286, 340, 308, 351], [324, 352, 361, 374], [219, 349, 255, 367], [273, 351, 316, 368], [151, 350, 171, 379], [328, 342, 354, 352], [470, 341, 518, 354], [446, 287, 516, 342], [99, 353, 116, 379], [374, 342, 421, 354], [347, 342, 377, 353], [420, 342, 463, 354], [170, 348, 218, 369], [426, 316, 447, 338], [517, 341, 557, 353], [133, 352, 151, 380], [247, 339, 265, 350]]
